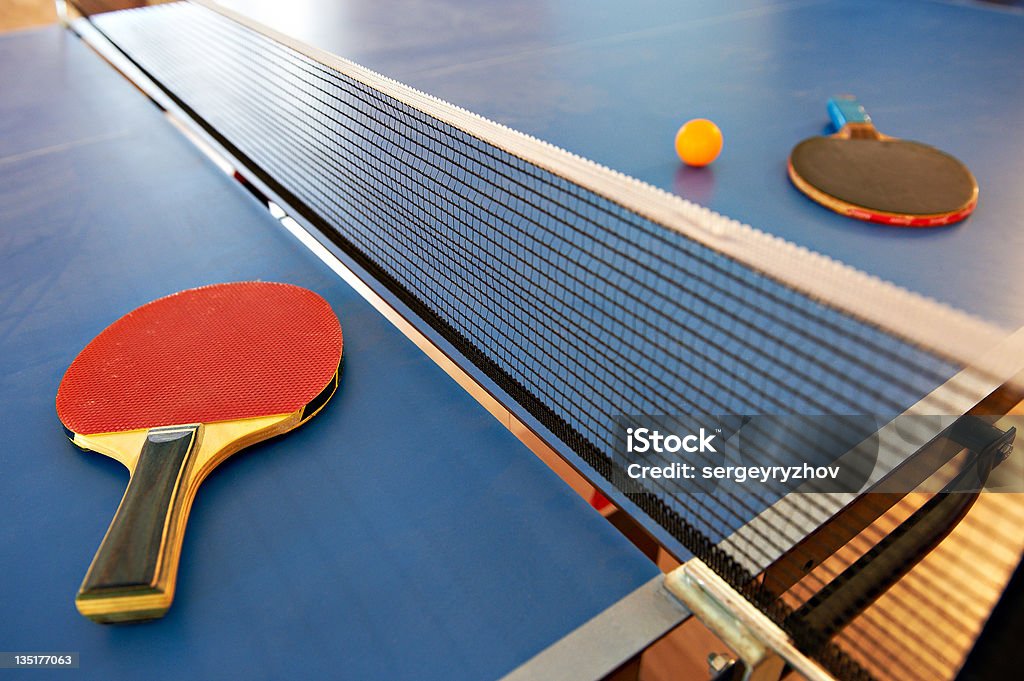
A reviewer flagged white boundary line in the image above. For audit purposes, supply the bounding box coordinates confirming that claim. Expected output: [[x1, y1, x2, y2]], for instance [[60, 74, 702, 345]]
[[500, 576, 689, 681]]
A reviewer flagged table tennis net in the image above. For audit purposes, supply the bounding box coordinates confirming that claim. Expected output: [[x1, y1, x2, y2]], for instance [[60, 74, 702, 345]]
[[75, 2, 1016, 679]]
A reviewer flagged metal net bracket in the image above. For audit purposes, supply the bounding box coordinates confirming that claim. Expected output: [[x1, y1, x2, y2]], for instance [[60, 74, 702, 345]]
[[665, 559, 834, 681]]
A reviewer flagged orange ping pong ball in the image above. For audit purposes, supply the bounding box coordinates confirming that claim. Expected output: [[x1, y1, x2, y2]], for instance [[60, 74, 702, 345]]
[[675, 118, 723, 167]]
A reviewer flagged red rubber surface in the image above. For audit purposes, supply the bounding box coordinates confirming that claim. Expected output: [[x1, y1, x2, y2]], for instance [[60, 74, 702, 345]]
[[57, 282, 343, 434]]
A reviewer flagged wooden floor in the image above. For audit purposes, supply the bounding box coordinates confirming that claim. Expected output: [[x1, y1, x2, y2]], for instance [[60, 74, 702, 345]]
[[0, 0, 56, 32], [830, 407, 1024, 681]]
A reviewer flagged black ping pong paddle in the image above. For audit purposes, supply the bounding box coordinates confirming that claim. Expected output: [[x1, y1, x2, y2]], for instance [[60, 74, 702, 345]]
[[788, 96, 978, 227]]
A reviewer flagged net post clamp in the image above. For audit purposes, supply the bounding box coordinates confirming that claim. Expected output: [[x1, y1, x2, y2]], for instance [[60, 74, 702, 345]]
[[664, 559, 834, 681]]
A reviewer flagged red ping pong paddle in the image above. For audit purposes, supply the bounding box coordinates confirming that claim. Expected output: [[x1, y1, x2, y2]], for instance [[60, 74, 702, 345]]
[[788, 96, 978, 227], [56, 282, 343, 623]]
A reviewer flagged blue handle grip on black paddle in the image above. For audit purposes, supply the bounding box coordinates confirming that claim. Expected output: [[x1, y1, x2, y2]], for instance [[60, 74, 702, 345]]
[[827, 96, 871, 131]]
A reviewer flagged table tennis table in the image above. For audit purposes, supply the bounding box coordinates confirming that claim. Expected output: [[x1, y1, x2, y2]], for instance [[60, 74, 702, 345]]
[[1, 1, 1023, 680]]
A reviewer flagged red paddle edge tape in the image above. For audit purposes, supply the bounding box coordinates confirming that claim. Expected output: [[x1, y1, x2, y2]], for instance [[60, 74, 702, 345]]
[[844, 200, 977, 228]]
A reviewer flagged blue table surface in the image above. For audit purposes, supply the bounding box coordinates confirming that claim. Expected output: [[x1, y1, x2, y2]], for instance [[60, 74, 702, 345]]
[[0, 26, 660, 681], [217, 0, 1024, 329]]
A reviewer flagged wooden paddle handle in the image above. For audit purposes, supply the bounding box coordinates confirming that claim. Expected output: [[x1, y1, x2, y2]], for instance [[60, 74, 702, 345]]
[[76, 424, 199, 623]]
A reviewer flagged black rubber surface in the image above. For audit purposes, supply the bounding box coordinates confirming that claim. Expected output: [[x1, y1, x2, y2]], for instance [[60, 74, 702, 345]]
[[791, 137, 976, 216]]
